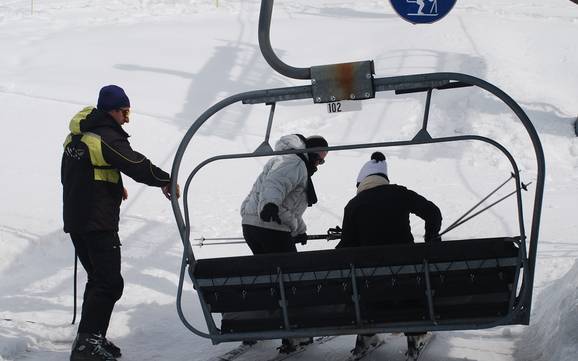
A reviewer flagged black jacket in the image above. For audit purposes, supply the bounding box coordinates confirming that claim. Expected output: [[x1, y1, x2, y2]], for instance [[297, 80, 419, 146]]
[[337, 184, 442, 248], [61, 107, 170, 233]]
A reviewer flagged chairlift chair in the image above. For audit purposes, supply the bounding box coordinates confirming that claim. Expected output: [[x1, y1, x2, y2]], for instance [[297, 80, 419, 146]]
[[169, 0, 545, 345]]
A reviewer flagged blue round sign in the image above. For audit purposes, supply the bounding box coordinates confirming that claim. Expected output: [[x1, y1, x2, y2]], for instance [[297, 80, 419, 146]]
[[390, 0, 457, 24]]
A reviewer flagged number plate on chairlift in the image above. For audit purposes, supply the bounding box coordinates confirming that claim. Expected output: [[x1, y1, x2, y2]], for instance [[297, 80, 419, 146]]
[[326, 100, 362, 114]]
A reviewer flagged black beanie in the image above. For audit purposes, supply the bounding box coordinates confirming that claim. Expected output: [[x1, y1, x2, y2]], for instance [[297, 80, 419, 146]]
[[370, 152, 385, 162], [97, 85, 130, 112], [304, 135, 328, 149]]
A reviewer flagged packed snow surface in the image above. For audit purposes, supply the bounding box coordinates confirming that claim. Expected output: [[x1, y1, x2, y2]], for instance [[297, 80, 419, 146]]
[[1, 0, 577, 360]]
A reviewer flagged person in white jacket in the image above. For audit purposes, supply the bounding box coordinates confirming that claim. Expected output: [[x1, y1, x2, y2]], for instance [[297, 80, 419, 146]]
[[240, 134, 328, 255], [240, 134, 328, 353]]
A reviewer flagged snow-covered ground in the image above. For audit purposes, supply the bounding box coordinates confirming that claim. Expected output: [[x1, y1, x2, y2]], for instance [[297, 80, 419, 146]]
[[0, 0, 577, 360]]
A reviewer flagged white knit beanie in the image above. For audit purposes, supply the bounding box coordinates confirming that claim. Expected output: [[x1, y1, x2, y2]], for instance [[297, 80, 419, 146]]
[[356, 152, 388, 184]]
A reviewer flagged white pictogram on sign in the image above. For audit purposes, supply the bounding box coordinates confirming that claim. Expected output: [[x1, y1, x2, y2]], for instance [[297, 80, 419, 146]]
[[407, 0, 438, 16]]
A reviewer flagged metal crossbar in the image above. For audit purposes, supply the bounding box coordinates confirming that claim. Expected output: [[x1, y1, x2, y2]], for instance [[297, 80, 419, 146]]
[[196, 258, 519, 287]]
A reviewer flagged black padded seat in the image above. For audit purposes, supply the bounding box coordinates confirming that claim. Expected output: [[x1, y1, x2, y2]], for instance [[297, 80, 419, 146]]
[[193, 237, 521, 334]]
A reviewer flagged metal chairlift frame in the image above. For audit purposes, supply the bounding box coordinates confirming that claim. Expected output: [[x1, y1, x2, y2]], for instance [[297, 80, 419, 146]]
[[169, 0, 545, 344]]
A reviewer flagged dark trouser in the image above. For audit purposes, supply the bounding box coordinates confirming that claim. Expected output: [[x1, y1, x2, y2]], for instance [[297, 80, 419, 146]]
[[238, 225, 297, 345], [71, 231, 124, 336], [242, 224, 296, 254]]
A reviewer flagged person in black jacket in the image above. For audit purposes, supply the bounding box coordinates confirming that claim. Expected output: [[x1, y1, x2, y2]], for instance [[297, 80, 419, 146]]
[[61, 85, 179, 361], [336, 151, 442, 355], [337, 152, 441, 248]]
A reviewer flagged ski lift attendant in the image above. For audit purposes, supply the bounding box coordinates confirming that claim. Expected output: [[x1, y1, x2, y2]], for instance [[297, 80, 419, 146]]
[[61, 85, 180, 361]]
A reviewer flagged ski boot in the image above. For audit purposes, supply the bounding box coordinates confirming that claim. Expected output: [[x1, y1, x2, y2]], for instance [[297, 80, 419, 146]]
[[351, 334, 380, 355], [103, 338, 121, 358], [70, 333, 117, 361], [277, 337, 313, 354], [406, 333, 430, 360]]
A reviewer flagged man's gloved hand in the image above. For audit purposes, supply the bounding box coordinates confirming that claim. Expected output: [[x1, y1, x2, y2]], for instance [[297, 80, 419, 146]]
[[162, 183, 180, 200], [260, 203, 281, 224], [293, 233, 308, 245]]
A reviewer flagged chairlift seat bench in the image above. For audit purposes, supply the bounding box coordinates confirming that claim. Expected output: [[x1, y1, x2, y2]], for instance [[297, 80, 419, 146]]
[[193, 237, 522, 335]]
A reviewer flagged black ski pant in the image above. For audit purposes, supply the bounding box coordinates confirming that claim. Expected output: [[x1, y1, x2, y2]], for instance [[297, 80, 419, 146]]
[[242, 224, 296, 254], [71, 231, 124, 336]]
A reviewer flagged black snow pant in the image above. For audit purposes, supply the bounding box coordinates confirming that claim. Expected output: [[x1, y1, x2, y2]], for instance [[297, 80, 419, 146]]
[[242, 224, 296, 254], [71, 231, 124, 336]]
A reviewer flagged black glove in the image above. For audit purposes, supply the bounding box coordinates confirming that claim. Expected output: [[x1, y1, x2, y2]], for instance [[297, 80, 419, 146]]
[[425, 233, 441, 243], [260, 203, 281, 224], [293, 233, 308, 245], [327, 226, 342, 240]]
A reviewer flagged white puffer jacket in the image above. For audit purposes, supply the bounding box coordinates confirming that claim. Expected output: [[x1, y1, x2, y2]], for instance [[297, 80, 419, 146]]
[[240, 135, 309, 236]]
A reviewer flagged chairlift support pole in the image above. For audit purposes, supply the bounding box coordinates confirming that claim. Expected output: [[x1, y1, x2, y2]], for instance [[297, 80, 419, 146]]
[[258, 0, 310, 79]]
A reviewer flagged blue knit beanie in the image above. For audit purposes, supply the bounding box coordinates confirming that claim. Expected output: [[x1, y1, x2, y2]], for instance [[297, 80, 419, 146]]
[[97, 85, 130, 111]]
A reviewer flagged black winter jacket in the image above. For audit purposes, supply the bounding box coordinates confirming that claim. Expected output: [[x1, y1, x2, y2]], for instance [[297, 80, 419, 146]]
[[337, 184, 442, 248], [61, 107, 170, 233]]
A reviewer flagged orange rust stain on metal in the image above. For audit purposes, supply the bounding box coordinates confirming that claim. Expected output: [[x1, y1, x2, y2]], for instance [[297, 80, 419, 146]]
[[336, 63, 354, 98]]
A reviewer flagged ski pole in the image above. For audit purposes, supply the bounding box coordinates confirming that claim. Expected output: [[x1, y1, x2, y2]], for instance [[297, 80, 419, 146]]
[[441, 174, 514, 235], [439, 181, 532, 237], [191, 238, 245, 247], [194, 236, 245, 242], [192, 232, 341, 247], [307, 234, 341, 240], [72, 252, 78, 325], [192, 235, 340, 241], [192, 236, 243, 247]]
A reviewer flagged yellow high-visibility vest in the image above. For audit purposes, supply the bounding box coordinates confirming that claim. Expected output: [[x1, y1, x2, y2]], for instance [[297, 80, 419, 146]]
[[63, 106, 120, 184]]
